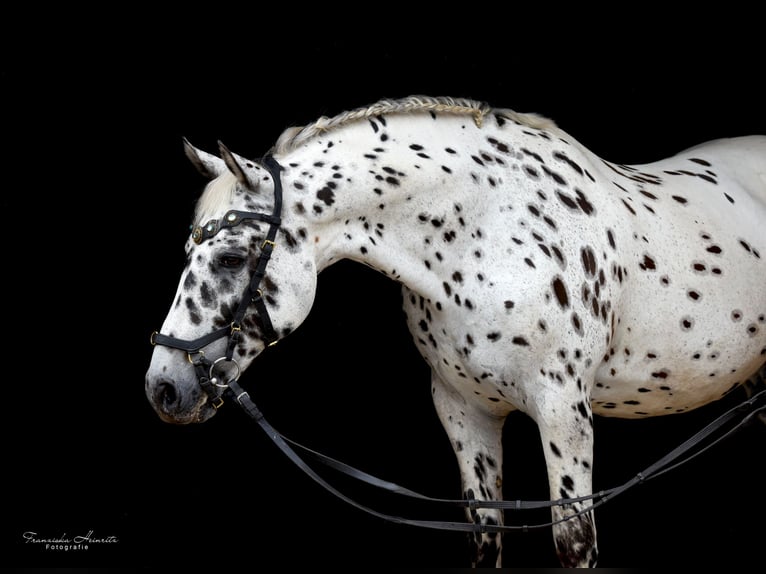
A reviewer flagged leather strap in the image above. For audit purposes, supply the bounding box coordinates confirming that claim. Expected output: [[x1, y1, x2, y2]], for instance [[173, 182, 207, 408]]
[[227, 381, 765, 532], [151, 326, 232, 353]]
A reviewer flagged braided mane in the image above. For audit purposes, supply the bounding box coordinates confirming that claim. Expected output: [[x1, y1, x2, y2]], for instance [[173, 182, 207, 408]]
[[271, 95, 555, 155]]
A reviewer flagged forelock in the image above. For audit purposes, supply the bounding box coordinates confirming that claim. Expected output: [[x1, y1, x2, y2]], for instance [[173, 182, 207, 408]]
[[194, 171, 239, 226]]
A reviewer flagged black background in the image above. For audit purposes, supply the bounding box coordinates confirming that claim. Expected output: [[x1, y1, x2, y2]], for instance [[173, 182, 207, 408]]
[[3, 12, 764, 568]]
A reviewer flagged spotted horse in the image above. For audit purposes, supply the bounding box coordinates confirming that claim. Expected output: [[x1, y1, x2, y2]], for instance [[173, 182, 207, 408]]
[[145, 95, 766, 567]]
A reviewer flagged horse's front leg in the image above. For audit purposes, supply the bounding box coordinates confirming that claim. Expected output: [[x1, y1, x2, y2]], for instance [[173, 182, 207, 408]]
[[530, 382, 599, 567], [430, 371, 506, 568]]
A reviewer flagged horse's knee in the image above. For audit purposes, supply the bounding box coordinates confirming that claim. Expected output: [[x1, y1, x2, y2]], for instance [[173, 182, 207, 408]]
[[553, 513, 598, 567]]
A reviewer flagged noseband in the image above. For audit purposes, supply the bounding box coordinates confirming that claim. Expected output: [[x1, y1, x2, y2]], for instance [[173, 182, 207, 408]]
[[150, 155, 284, 407]]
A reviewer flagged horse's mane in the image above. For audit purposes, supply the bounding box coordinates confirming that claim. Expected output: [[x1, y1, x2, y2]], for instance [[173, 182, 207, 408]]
[[194, 96, 556, 225], [271, 95, 556, 155]]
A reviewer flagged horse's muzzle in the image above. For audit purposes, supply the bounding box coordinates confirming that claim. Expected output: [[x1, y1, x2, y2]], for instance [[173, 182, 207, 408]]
[[145, 373, 216, 424]]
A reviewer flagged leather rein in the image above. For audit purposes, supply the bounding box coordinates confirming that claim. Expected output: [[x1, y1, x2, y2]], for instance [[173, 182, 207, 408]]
[[151, 154, 766, 533]]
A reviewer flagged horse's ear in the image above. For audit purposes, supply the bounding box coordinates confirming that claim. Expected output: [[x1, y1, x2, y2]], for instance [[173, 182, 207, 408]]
[[183, 137, 226, 179], [218, 140, 259, 191]]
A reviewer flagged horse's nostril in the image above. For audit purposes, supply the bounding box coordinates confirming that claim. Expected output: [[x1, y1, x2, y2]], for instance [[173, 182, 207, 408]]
[[155, 380, 179, 412]]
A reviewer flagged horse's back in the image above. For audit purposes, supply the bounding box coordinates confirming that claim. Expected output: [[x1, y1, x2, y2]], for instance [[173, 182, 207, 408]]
[[626, 134, 766, 238], [593, 135, 766, 417], [668, 135, 766, 205]]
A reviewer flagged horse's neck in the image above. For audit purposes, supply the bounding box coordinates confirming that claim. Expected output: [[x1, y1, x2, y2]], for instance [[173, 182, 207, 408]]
[[279, 114, 493, 291]]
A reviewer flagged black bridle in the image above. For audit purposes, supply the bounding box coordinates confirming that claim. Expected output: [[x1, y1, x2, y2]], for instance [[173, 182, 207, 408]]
[[150, 154, 283, 408], [149, 153, 766, 533]]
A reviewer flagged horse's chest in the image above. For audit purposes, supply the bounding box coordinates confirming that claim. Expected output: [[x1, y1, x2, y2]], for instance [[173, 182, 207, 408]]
[[400, 286, 549, 412]]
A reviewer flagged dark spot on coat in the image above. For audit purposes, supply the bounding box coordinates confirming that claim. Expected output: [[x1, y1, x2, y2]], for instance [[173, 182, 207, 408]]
[[542, 165, 567, 186], [552, 276, 569, 309], [185, 297, 201, 325], [524, 165, 539, 179], [687, 289, 701, 301], [621, 198, 637, 215], [639, 254, 656, 271], [183, 270, 197, 289], [553, 151, 584, 176], [575, 189, 595, 215], [581, 246, 597, 278], [200, 281, 216, 308], [556, 190, 579, 211]]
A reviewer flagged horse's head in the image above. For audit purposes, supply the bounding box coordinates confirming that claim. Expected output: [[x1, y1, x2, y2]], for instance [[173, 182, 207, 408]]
[[145, 140, 317, 423]]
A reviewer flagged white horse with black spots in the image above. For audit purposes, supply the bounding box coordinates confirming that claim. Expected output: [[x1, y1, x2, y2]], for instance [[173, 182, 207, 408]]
[[145, 96, 766, 567]]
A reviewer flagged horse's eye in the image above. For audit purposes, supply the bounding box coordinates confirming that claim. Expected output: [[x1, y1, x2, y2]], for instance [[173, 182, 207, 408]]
[[219, 254, 245, 268]]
